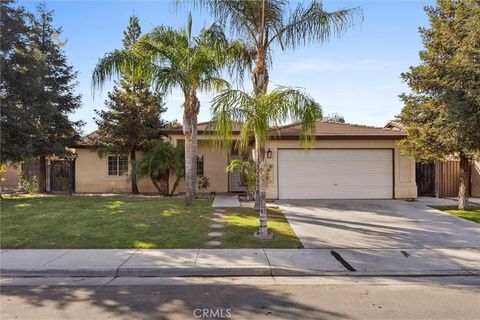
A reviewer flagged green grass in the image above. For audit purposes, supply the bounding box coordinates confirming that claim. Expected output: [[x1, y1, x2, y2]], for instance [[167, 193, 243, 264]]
[[433, 206, 480, 224], [222, 207, 302, 248], [0, 195, 300, 249]]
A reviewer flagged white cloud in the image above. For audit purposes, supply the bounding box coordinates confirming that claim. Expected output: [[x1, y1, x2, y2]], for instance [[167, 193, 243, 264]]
[[285, 58, 400, 73]]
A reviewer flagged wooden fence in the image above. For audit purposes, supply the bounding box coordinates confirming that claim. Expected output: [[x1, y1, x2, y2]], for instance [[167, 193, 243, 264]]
[[436, 160, 460, 198]]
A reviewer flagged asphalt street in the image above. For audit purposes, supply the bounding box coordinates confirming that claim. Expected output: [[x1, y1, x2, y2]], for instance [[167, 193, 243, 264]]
[[1, 276, 479, 320]]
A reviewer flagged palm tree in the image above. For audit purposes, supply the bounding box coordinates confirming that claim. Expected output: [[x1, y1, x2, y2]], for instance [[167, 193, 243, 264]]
[[193, 0, 362, 208], [92, 15, 252, 206], [210, 87, 322, 238]]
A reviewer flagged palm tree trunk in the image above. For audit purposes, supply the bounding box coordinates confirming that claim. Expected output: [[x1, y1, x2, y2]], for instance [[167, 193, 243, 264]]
[[191, 110, 198, 198], [183, 101, 194, 207], [458, 152, 471, 211], [254, 139, 260, 210], [130, 149, 139, 194], [254, 145, 271, 239], [169, 176, 181, 196], [252, 47, 269, 95], [151, 176, 162, 193], [253, 47, 269, 211], [190, 92, 200, 199]]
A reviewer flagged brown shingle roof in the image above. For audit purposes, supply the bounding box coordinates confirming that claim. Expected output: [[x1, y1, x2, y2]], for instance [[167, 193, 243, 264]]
[[272, 120, 406, 140], [160, 121, 244, 134], [79, 120, 406, 146], [74, 130, 105, 147]]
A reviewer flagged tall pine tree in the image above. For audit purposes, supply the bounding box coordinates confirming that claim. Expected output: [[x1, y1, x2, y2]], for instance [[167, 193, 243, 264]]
[[1, 1, 38, 162], [95, 15, 167, 194], [1, 2, 82, 193], [399, 0, 480, 210], [29, 3, 83, 192]]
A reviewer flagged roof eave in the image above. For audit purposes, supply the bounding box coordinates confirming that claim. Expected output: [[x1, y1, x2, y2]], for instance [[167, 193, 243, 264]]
[[270, 134, 406, 140]]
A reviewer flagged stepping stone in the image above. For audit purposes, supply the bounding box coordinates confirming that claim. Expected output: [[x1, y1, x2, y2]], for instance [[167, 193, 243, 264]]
[[208, 232, 223, 238], [215, 209, 226, 213], [210, 223, 224, 229], [210, 217, 223, 223], [206, 240, 222, 246], [212, 212, 225, 218]]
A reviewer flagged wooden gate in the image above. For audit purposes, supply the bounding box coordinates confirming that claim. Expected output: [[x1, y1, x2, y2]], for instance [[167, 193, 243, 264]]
[[50, 160, 74, 192], [416, 162, 435, 196], [437, 160, 460, 198]]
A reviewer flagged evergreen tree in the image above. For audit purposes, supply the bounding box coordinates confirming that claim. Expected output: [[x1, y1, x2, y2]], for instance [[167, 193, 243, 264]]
[[399, 0, 480, 210], [1, 2, 82, 193], [0, 1, 37, 162], [95, 15, 167, 194], [123, 15, 141, 49], [28, 3, 83, 192], [323, 113, 345, 123]]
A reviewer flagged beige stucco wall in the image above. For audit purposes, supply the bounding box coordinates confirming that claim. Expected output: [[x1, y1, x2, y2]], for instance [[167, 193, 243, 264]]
[[74, 140, 231, 194], [472, 161, 480, 197], [168, 135, 231, 194], [74, 149, 160, 193], [0, 163, 20, 190], [74, 137, 417, 199], [264, 139, 417, 200], [170, 140, 230, 194]]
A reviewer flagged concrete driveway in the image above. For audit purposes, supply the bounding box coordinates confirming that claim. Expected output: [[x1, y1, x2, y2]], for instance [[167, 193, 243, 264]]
[[276, 198, 480, 249]]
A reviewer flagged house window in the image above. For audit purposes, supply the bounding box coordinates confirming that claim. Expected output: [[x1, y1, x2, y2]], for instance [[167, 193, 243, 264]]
[[107, 155, 129, 176], [197, 155, 204, 177]]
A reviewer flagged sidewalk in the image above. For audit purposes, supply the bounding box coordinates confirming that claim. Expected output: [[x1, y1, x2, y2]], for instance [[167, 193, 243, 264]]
[[1, 248, 478, 277], [212, 195, 241, 207]]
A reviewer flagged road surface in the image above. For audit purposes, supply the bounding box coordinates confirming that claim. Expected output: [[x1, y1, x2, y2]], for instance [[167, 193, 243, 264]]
[[1, 276, 479, 319]]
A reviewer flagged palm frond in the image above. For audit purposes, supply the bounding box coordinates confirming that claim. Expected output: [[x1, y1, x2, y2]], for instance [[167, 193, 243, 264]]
[[266, 87, 322, 145], [210, 88, 254, 148], [92, 50, 138, 91], [273, 1, 362, 49]]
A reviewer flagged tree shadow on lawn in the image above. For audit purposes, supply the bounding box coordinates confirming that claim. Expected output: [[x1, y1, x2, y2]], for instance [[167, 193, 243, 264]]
[[0, 282, 345, 320]]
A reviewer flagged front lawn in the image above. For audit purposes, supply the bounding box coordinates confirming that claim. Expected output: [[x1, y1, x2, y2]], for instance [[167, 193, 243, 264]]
[[222, 207, 302, 248], [433, 206, 480, 224], [0, 195, 300, 249]]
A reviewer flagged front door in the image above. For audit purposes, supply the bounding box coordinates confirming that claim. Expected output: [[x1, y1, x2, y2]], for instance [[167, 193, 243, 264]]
[[228, 155, 246, 192]]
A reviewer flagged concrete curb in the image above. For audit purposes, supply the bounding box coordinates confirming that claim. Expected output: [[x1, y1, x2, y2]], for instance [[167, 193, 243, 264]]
[[117, 266, 272, 277], [2, 267, 477, 278], [0, 267, 118, 277]]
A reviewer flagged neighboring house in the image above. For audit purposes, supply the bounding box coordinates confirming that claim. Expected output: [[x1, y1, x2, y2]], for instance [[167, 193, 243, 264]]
[[71, 120, 418, 199], [385, 121, 480, 198]]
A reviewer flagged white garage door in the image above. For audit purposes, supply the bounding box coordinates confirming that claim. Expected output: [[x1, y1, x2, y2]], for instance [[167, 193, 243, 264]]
[[278, 149, 393, 199]]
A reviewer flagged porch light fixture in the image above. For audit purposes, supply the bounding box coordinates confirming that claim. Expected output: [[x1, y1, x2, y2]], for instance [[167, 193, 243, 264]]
[[266, 148, 273, 159]]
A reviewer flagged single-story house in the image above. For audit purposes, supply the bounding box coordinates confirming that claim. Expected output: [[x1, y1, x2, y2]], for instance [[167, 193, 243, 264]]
[[70, 120, 420, 199]]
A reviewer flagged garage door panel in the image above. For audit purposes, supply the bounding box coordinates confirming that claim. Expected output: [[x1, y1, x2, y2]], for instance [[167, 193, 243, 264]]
[[286, 174, 393, 186], [281, 186, 393, 199], [278, 149, 393, 199], [280, 150, 391, 161], [283, 161, 392, 175]]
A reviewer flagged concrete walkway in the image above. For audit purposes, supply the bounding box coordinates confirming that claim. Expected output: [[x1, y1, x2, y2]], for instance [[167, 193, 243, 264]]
[[212, 195, 241, 207], [1, 248, 478, 278]]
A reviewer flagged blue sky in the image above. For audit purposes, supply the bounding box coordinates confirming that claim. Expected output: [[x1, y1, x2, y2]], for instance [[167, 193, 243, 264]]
[[19, 0, 434, 134]]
